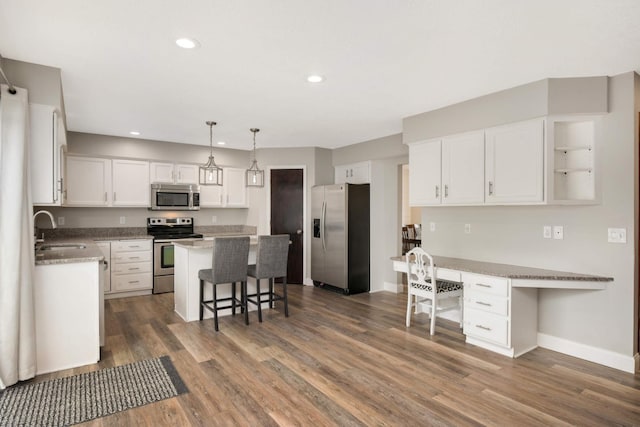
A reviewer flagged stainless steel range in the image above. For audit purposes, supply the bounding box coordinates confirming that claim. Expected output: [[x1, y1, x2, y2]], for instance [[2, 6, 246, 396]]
[[147, 217, 203, 294]]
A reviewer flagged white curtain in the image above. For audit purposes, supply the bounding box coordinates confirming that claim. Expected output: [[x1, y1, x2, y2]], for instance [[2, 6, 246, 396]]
[[0, 83, 36, 390]]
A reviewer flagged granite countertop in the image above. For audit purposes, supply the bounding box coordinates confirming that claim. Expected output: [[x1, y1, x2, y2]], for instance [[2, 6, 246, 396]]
[[391, 255, 613, 282], [35, 228, 152, 266], [35, 238, 105, 265], [175, 234, 258, 249]]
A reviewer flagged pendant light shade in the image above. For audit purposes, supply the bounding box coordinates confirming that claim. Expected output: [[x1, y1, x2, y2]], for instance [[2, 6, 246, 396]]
[[246, 128, 264, 187], [199, 121, 223, 186]]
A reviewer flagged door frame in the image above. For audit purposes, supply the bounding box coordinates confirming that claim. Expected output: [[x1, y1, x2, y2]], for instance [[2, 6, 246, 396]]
[[266, 165, 308, 285]]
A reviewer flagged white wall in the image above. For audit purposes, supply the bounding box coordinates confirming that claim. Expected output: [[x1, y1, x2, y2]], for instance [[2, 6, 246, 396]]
[[406, 73, 638, 359]]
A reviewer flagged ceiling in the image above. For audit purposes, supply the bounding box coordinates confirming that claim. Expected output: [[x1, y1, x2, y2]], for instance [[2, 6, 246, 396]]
[[1, 0, 639, 150]]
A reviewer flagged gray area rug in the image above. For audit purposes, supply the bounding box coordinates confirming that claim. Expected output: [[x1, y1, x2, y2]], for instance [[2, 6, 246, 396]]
[[0, 355, 187, 426]]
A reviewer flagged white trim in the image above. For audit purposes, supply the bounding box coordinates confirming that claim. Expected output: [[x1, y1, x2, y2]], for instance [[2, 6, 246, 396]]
[[266, 165, 307, 284], [537, 333, 636, 373], [382, 281, 403, 293]]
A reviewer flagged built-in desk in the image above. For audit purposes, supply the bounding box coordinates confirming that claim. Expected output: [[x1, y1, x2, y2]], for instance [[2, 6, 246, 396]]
[[391, 255, 612, 358]]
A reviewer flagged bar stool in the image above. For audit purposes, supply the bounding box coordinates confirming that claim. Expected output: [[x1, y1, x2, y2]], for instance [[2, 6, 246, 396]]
[[199, 236, 250, 331], [246, 234, 290, 322]]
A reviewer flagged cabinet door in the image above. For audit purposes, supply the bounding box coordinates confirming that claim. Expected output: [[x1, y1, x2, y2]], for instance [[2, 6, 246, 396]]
[[200, 184, 224, 207], [175, 164, 199, 184], [112, 159, 150, 206], [149, 162, 174, 183], [441, 131, 485, 205], [224, 168, 248, 207], [409, 140, 441, 206], [65, 156, 111, 206], [350, 162, 370, 184], [334, 165, 348, 184], [485, 118, 544, 204], [30, 104, 65, 205]]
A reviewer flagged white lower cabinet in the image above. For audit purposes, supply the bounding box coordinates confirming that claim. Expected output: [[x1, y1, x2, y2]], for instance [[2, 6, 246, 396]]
[[109, 239, 153, 296], [462, 273, 537, 357]]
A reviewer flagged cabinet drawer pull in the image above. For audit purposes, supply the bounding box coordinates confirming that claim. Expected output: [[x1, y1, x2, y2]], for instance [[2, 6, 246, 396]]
[[435, 185, 439, 198], [488, 181, 494, 195], [476, 283, 492, 288], [128, 267, 139, 271], [475, 324, 492, 331], [476, 301, 492, 306], [128, 245, 140, 248], [444, 184, 449, 197], [128, 280, 139, 284]]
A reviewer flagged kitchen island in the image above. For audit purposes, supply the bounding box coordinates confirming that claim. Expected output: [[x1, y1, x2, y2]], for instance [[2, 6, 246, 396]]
[[391, 254, 613, 358], [173, 236, 259, 322]]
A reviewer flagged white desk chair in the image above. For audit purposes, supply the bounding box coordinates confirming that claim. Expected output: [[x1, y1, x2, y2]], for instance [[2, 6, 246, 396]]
[[405, 247, 463, 335]]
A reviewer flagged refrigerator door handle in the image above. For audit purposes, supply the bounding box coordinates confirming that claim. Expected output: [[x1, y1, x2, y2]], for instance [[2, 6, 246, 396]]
[[321, 201, 327, 252]]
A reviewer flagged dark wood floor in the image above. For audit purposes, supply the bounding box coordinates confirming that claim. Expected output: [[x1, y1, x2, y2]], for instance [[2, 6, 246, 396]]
[[38, 285, 640, 426]]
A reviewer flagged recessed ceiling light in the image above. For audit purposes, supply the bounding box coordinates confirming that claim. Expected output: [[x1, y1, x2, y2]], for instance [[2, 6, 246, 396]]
[[217, 141, 226, 145], [129, 131, 140, 136], [307, 75, 324, 83], [175, 38, 199, 49]]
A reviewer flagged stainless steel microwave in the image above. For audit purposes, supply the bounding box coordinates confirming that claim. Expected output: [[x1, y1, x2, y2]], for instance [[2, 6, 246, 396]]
[[150, 183, 200, 210]]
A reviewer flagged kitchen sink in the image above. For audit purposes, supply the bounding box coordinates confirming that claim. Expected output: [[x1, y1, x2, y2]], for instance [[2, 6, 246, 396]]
[[39, 243, 87, 251]]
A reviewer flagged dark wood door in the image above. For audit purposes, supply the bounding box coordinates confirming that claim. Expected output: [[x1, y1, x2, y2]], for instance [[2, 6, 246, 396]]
[[270, 169, 304, 284]]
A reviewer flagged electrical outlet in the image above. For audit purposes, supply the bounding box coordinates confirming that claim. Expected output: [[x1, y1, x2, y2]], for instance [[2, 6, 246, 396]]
[[429, 222, 436, 232], [211, 215, 217, 224], [553, 226, 563, 240], [119, 216, 126, 225], [464, 223, 471, 234], [57, 216, 65, 226], [543, 226, 552, 239], [608, 228, 627, 243]]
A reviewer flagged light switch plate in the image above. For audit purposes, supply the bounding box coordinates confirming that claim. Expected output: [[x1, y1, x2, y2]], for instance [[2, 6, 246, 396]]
[[464, 223, 471, 234], [430, 222, 436, 232], [543, 226, 552, 239], [553, 226, 563, 240], [211, 215, 217, 224], [119, 216, 126, 225], [608, 228, 627, 243], [57, 216, 65, 226]]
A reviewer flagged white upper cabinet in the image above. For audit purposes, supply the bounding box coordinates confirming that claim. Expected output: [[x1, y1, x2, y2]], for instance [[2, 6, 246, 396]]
[[200, 167, 248, 208], [335, 161, 371, 184], [66, 157, 150, 207], [112, 159, 150, 206], [441, 131, 485, 205], [409, 139, 442, 206], [485, 118, 544, 204], [30, 104, 67, 205], [65, 156, 111, 206], [150, 162, 199, 184]]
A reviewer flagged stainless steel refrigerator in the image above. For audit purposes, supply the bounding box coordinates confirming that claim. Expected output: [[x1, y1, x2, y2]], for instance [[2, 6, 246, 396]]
[[311, 183, 370, 294]]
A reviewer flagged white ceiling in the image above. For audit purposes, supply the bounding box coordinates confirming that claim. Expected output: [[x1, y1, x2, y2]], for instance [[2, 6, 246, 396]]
[[1, 0, 639, 150]]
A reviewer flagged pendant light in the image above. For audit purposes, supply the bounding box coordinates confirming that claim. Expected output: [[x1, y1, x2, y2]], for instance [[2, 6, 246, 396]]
[[199, 121, 223, 186], [246, 128, 264, 187]]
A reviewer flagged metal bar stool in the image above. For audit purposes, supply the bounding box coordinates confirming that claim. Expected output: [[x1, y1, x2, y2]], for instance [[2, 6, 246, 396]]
[[199, 236, 250, 331], [246, 234, 290, 322]]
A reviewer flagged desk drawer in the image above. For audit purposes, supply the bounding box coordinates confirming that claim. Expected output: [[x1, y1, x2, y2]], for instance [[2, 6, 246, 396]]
[[464, 308, 508, 347], [463, 273, 509, 297], [464, 292, 508, 316]]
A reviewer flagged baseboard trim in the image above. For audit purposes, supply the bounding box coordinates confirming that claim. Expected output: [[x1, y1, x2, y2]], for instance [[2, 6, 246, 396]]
[[537, 333, 636, 373], [381, 281, 403, 293], [635, 353, 640, 373]]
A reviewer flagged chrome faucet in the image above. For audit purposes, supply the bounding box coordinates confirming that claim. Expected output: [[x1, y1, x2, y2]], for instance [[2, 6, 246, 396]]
[[33, 210, 57, 243]]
